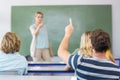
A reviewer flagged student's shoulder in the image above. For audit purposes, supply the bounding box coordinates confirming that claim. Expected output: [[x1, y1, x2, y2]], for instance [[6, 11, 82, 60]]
[[72, 49, 83, 56], [0, 51, 4, 54], [70, 50, 83, 60], [15, 53, 27, 60], [0, 51, 6, 57], [17, 54, 28, 66]]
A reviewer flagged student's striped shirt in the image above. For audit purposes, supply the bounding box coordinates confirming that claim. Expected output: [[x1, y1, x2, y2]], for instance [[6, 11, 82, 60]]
[[68, 52, 120, 80]]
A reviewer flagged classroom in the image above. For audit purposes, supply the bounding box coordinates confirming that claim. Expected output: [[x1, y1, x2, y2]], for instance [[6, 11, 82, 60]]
[[0, 0, 120, 80]]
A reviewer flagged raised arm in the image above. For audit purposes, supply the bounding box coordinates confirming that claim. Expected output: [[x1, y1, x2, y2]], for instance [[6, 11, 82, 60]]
[[58, 18, 74, 64]]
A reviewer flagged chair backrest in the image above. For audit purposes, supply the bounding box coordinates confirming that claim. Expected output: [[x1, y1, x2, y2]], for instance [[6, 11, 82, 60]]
[[115, 58, 120, 68], [0, 70, 18, 75], [25, 55, 33, 61]]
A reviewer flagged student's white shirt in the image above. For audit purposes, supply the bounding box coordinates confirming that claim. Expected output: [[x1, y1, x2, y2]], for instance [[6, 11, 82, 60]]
[[0, 51, 28, 75]]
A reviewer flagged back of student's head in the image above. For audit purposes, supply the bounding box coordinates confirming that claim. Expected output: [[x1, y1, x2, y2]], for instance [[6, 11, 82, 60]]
[[0, 32, 21, 54], [91, 29, 111, 53], [80, 31, 92, 57]]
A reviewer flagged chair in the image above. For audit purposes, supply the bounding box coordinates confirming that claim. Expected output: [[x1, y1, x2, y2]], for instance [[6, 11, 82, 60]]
[[115, 58, 120, 67]]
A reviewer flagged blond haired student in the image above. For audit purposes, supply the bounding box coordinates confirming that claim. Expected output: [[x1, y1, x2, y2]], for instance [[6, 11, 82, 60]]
[[65, 31, 92, 70], [0, 32, 27, 75], [79, 31, 93, 57]]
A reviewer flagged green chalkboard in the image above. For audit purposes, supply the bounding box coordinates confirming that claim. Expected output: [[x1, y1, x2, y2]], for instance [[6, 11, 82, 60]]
[[11, 5, 112, 56]]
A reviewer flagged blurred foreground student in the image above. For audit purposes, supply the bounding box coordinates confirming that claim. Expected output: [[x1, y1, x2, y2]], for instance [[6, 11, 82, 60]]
[[58, 19, 120, 80], [65, 30, 115, 70], [0, 32, 28, 75], [75, 31, 115, 63], [30, 11, 54, 62]]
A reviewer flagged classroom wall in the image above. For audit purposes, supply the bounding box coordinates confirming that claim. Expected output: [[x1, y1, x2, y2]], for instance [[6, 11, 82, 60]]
[[0, 0, 120, 57]]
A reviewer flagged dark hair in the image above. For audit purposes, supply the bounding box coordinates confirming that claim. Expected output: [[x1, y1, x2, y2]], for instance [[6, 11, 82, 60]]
[[35, 11, 44, 18], [91, 29, 111, 53]]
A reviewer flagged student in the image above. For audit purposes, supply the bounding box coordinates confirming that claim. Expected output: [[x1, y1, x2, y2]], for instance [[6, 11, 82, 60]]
[[66, 31, 115, 70], [0, 32, 27, 75], [65, 31, 93, 70], [58, 20, 120, 79], [30, 11, 54, 62]]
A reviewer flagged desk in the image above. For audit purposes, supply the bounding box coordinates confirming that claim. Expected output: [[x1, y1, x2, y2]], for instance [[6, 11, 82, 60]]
[[0, 75, 74, 80], [27, 58, 120, 75], [28, 62, 74, 75]]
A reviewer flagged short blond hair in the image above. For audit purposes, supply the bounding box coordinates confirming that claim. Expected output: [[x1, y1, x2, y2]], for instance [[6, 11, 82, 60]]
[[0, 32, 21, 53]]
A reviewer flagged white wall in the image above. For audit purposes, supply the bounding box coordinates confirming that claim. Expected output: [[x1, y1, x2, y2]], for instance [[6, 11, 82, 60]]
[[0, 0, 120, 57]]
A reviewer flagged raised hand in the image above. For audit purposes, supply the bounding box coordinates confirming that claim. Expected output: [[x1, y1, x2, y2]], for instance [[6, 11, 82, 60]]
[[65, 18, 74, 37]]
